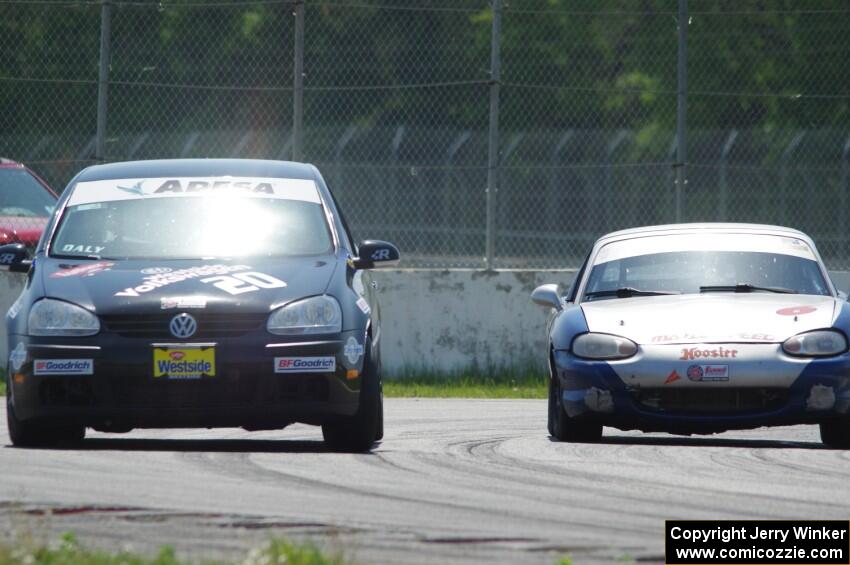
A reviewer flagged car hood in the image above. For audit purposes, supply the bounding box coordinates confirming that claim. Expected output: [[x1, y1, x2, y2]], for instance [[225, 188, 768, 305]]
[[40, 255, 339, 315], [580, 293, 839, 344]]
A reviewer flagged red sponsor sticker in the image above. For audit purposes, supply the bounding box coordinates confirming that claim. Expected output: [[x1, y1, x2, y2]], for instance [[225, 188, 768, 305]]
[[169, 351, 186, 361], [664, 370, 681, 384], [776, 305, 817, 316], [51, 261, 114, 279]]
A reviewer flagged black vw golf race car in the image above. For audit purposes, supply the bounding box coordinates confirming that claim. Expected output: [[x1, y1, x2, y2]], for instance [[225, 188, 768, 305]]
[[1, 159, 399, 452]]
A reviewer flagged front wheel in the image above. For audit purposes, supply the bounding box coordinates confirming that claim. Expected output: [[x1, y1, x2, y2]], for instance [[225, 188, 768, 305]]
[[322, 338, 382, 453], [548, 375, 602, 443], [7, 392, 85, 448], [820, 418, 850, 448]]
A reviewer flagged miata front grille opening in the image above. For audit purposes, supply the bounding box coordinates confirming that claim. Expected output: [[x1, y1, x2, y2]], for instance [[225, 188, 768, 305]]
[[632, 387, 788, 414]]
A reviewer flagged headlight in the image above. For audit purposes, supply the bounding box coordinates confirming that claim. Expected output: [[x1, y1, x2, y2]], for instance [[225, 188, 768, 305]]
[[571, 332, 637, 360], [782, 330, 847, 357], [267, 295, 342, 335], [28, 299, 99, 336]]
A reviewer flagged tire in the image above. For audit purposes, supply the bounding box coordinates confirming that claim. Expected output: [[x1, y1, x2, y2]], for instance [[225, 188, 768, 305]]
[[820, 418, 850, 448], [548, 373, 602, 443], [322, 338, 382, 453], [6, 378, 85, 448]]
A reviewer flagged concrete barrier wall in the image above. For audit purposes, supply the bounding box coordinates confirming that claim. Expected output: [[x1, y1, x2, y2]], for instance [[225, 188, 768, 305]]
[[372, 269, 576, 374], [2, 269, 849, 375]]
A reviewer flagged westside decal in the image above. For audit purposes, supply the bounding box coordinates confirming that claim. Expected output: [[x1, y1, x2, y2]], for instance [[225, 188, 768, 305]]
[[51, 261, 114, 279], [33, 359, 94, 375], [275, 357, 336, 374], [680, 346, 738, 361], [115, 264, 251, 297]]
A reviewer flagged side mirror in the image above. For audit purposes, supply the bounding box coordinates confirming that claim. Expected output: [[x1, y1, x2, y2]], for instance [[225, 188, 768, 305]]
[[0, 243, 31, 273], [353, 240, 400, 269], [531, 283, 562, 311]]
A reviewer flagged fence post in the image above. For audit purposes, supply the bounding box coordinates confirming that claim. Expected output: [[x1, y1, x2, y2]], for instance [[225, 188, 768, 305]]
[[95, 0, 112, 162], [292, 0, 305, 162], [485, 0, 502, 268], [841, 134, 850, 262], [674, 0, 688, 222]]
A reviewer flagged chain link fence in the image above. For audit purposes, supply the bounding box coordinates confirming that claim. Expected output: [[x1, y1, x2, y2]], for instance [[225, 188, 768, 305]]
[[2, 0, 849, 268]]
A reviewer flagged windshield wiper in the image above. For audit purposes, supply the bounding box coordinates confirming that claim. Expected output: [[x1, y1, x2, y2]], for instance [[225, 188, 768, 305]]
[[584, 287, 681, 299], [699, 283, 796, 294]]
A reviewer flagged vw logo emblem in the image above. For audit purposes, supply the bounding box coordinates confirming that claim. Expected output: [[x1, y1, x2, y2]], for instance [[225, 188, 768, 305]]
[[169, 313, 197, 338]]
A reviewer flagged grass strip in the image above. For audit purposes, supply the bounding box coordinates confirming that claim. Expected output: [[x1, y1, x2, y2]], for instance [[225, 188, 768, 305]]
[[383, 370, 546, 399], [0, 532, 349, 565]]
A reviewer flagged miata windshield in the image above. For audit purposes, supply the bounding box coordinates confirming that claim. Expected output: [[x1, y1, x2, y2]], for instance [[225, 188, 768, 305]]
[[583, 233, 830, 301]]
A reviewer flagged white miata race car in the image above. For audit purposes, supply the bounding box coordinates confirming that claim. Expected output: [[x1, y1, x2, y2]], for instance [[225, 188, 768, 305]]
[[533, 224, 850, 446]]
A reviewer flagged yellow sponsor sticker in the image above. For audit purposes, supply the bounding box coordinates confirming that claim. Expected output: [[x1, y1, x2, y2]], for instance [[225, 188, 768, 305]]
[[153, 347, 215, 379]]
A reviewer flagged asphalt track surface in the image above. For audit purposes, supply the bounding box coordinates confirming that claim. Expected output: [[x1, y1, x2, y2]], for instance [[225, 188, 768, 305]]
[[1, 398, 848, 564]]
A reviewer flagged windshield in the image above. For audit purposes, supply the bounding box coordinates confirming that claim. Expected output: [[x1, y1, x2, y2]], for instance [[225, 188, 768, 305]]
[[51, 176, 333, 260], [0, 169, 56, 217], [583, 234, 830, 301]]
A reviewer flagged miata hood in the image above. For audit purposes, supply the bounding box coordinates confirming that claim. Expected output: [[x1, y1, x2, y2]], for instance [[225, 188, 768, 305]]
[[580, 293, 839, 344]]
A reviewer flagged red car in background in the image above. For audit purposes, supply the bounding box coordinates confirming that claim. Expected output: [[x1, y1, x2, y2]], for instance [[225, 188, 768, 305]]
[[0, 158, 58, 247]]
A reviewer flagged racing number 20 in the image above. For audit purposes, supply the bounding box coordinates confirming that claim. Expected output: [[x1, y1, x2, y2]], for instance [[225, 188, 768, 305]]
[[200, 272, 287, 295]]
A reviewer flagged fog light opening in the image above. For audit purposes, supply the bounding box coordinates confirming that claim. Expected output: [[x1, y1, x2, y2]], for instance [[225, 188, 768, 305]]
[[806, 385, 836, 411]]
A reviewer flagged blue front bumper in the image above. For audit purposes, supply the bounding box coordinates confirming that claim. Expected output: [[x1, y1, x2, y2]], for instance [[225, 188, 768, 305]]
[[554, 349, 850, 433]]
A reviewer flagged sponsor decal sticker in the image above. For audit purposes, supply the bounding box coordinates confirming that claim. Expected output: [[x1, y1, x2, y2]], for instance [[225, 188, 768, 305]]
[[51, 261, 114, 279], [153, 347, 215, 379], [777, 305, 817, 316], [161, 296, 207, 309], [680, 346, 737, 361], [61, 244, 105, 255], [33, 359, 94, 375], [274, 357, 336, 374], [664, 370, 681, 384], [356, 297, 371, 314], [344, 337, 364, 365], [114, 264, 250, 297], [7, 293, 23, 319], [652, 332, 775, 343], [68, 177, 321, 207], [687, 364, 730, 382], [9, 342, 26, 371], [142, 267, 173, 275]]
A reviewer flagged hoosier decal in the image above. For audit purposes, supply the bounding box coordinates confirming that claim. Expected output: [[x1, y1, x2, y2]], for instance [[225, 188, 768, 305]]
[[680, 346, 738, 361]]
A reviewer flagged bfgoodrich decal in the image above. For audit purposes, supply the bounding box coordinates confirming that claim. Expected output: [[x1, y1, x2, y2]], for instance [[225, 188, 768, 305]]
[[275, 357, 336, 374], [33, 359, 94, 375]]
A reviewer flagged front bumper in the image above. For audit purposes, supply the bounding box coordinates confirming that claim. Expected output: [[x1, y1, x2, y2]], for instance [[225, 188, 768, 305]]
[[7, 329, 367, 429], [554, 344, 850, 434]]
